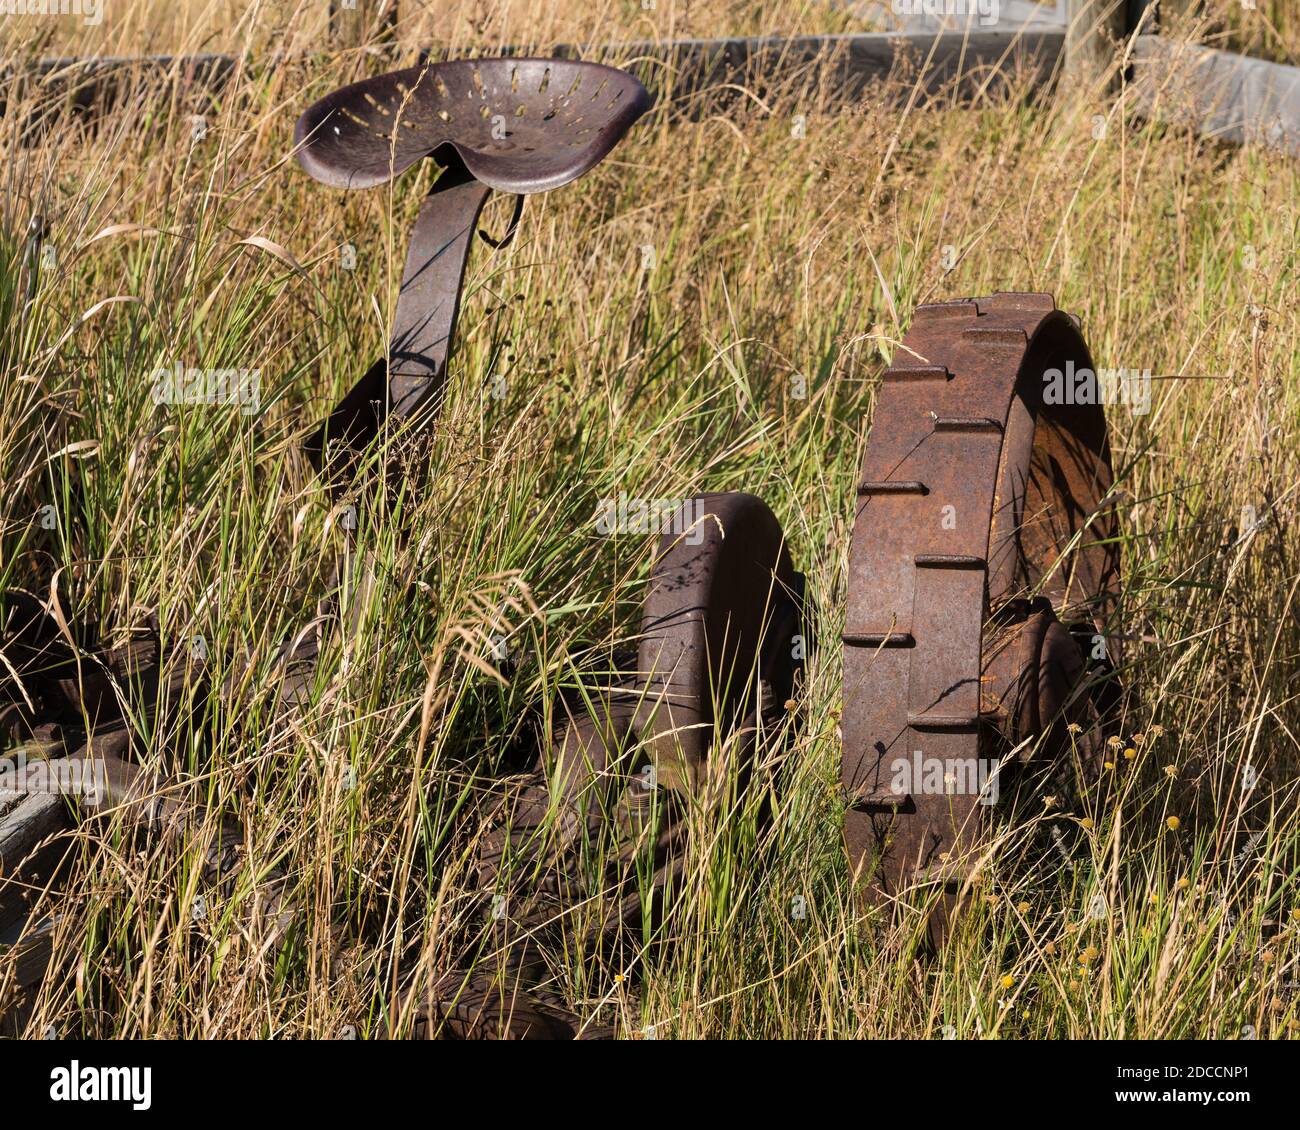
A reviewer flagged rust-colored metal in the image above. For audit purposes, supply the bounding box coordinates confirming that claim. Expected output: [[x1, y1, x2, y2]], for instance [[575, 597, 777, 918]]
[[841, 293, 1122, 944], [399, 491, 805, 1039], [0, 595, 289, 1030], [295, 58, 651, 478], [0, 60, 651, 1032], [295, 59, 650, 194], [280, 56, 651, 724], [634, 491, 803, 791]]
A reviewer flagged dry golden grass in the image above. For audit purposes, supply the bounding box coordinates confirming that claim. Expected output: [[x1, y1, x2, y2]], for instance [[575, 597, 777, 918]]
[[0, 4, 1298, 1038]]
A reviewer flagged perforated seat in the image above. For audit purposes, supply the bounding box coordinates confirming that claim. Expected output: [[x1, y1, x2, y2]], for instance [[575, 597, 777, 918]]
[[295, 57, 651, 480], [295, 57, 651, 192]]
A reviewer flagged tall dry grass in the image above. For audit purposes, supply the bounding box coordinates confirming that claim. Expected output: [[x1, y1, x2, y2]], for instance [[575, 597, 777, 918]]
[[0, 3, 1298, 1037]]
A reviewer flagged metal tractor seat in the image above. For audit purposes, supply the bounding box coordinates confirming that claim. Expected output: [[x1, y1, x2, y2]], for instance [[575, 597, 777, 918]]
[[294, 58, 652, 476]]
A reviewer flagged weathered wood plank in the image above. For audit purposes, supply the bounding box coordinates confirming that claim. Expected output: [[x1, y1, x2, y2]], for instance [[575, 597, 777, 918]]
[[7, 30, 1296, 162], [534, 30, 1067, 103], [0, 790, 68, 875], [3, 29, 1067, 127], [0, 788, 71, 938], [1131, 33, 1300, 157], [0, 52, 237, 126], [0, 911, 60, 1034], [1063, 0, 1127, 83], [0, 912, 58, 989]]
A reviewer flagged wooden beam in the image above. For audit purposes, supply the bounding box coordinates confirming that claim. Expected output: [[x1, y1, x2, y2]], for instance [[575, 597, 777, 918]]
[[0, 790, 69, 936], [328, 0, 397, 50], [1063, 0, 1128, 85], [535, 30, 1068, 105], [4, 31, 1069, 129], [1131, 33, 1300, 156]]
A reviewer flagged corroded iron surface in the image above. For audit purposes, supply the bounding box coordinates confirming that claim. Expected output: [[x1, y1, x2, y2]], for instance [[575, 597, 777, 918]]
[[841, 293, 1121, 943]]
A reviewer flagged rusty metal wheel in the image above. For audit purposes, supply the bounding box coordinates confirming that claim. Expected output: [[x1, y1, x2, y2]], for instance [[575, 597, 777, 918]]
[[634, 491, 804, 792], [401, 491, 804, 1038], [841, 293, 1123, 943]]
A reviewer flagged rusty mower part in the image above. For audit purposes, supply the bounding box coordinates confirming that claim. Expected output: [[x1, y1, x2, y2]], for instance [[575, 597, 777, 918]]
[[295, 59, 651, 478], [841, 293, 1121, 944], [0, 606, 291, 1030], [295, 59, 651, 193], [1, 591, 157, 963], [634, 491, 802, 792], [399, 491, 804, 1039]]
